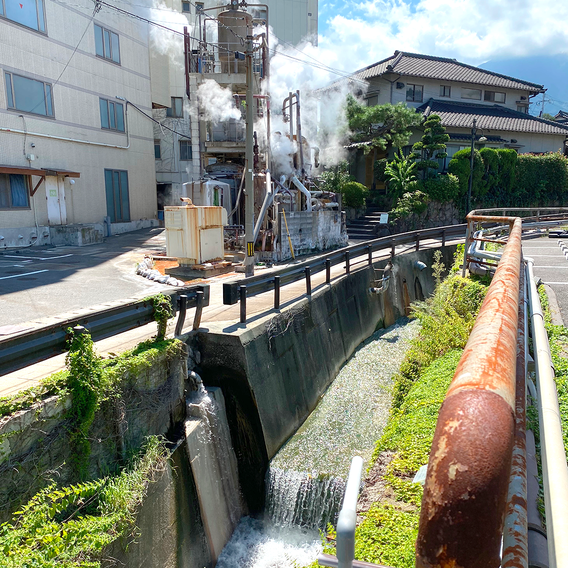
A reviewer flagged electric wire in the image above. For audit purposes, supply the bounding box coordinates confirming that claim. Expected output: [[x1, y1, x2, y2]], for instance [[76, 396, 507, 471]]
[[126, 101, 192, 140]]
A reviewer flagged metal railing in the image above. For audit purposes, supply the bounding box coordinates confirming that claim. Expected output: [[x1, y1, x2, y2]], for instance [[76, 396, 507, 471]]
[[224, 223, 467, 322], [0, 284, 209, 376]]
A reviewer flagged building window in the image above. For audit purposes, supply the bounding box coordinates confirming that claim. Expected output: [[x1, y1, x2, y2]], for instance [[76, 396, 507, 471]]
[[366, 94, 378, 107], [462, 88, 482, 100], [179, 140, 192, 161], [406, 84, 423, 102], [5, 72, 53, 117], [440, 85, 451, 97], [94, 24, 120, 64], [1, 0, 46, 32], [0, 174, 30, 209], [517, 106, 529, 114], [195, 2, 204, 12], [99, 98, 125, 132], [154, 139, 161, 159], [181, 1, 190, 12], [166, 97, 183, 118], [104, 169, 130, 223], [485, 90, 506, 103]]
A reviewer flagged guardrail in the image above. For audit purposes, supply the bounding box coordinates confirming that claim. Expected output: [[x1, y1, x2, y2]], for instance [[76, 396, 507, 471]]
[[0, 284, 209, 376], [223, 223, 467, 322]]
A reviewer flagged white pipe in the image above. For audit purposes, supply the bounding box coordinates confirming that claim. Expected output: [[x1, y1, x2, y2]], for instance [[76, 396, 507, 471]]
[[335, 456, 363, 568], [291, 175, 312, 211], [527, 259, 568, 568]]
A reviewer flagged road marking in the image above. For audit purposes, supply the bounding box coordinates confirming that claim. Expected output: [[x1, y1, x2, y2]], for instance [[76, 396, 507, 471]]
[[1, 254, 73, 261], [0, 269, 48, 280], [533, 266, 568, 268], [544, 282, 568, 285]]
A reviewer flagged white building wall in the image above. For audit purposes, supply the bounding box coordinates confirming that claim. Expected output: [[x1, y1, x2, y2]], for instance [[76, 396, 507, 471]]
[[0, 0, 157, 236]]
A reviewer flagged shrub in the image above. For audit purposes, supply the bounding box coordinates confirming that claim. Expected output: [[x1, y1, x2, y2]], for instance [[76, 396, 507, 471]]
[[420, 173, 460, 202], [447, 148, 484, 206], [411, 114, 449, 179], [374, 158, 388, 183], [516, 153, 568, 205], [340, 180, 369, 208], [384, 152, 418, 199], [391, 189, 429, 219]]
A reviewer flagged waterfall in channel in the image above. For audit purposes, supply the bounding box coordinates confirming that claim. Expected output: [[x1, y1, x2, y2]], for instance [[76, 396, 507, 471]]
[[217, 319, 420, 567], [185, 384, 246, 562]]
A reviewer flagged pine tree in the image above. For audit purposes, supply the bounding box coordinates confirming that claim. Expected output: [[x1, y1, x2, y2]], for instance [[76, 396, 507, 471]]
[[411, 114, 449, 179]]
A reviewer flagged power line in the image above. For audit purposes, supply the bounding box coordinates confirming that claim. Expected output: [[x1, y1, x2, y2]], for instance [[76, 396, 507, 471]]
[[126, 100, 191, 140]]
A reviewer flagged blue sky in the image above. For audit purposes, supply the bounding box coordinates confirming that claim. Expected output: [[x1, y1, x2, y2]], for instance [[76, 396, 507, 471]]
[[313, 0, 568, 73]]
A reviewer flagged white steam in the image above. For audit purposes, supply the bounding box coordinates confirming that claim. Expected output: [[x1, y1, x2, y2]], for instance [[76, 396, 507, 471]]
[[196, 80, 242, 124]]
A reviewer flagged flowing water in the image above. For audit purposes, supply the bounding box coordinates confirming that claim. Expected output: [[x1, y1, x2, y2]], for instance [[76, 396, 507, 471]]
[[216, 318, 420, 567]]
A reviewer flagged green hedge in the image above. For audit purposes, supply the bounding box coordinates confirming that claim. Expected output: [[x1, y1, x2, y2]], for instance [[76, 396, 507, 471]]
[[420, 174, 460, 202], [448, 149, 568, 209], [341, 181, 369, 208]]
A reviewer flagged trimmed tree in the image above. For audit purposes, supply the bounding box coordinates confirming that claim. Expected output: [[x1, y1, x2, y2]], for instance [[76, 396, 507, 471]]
[[346, 95, 422, 153], [411, 114, 449, 179]]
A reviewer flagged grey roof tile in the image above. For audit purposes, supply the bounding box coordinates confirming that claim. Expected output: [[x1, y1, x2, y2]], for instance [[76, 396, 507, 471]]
[[418, 99, 568, 135], [354, 51, 544, 93]]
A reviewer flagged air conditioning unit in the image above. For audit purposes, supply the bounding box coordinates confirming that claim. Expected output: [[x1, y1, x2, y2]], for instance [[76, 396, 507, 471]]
[[396, 82, 405, 89]]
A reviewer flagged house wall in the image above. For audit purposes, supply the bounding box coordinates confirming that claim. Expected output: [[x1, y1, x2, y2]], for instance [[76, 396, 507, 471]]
[[0, 0, 157, 237], [369, 76, 533, 113]]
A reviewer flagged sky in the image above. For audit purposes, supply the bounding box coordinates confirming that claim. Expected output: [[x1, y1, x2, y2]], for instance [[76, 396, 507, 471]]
[[281, 0, 566, 113], [317, 0, 568, 69]]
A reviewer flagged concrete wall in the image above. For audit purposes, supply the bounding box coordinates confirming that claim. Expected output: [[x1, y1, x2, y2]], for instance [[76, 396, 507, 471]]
[[193, 245, 457, 513], [268, 209, 348, 262], [0, 0, 157, 238]]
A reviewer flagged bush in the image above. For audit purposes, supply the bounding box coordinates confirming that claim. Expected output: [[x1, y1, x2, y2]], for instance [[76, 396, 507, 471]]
[[447, 148, 484, 206], [340, 180, 369, 208], [420, 174, 460, 202], [516, 153, 568, 205], [374, 158, 388, 183], [391, 189, 429, 219]]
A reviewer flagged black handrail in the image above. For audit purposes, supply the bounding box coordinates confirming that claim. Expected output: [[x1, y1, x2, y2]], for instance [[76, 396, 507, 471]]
[[223, 223, 467, 308]]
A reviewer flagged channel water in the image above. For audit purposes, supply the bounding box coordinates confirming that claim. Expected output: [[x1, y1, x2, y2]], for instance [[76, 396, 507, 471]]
[[216, 318, 419, 568]]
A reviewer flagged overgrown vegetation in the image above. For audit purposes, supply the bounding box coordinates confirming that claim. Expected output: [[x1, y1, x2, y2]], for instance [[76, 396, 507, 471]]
[[538, 285, 568, 456], [0, 436, 168, 568], [316, 252, 490, 567], [146, 294, 174, 339]]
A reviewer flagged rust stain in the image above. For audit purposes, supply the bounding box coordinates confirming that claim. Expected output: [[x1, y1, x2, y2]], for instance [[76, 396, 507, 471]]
[[417, 216, 523, 568]]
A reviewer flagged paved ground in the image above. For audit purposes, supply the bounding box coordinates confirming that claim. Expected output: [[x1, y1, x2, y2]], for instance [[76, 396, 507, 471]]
[[522, 236, 568, 325], [0, 229, 171, 329]]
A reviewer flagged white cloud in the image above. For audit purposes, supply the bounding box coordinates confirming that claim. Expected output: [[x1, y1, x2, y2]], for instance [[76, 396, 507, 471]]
[[316, 0, 568, 70]]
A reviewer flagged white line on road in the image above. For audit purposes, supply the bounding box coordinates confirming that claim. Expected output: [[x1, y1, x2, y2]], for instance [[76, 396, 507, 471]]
[[533, 266, 568, 268], [544, 282, 568, 285], [1, 254, 73, 261], [0, 270, 48, 280]]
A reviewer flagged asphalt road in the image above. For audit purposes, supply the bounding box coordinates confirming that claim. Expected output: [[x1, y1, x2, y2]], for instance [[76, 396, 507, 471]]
[[0, 228, 170, 330], [523, 236, 568, 325]]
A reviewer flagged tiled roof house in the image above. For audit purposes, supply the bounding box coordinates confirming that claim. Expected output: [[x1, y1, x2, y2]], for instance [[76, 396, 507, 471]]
[[346, 52, 568, 183]]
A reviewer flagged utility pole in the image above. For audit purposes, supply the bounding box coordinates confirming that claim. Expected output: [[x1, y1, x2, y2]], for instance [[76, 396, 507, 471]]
[[244, 34, 255, 277]]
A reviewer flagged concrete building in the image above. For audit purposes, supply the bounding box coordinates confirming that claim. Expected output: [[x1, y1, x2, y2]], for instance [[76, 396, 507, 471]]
[[347, 52, 568, 186], [0, 0, 158, 247], [152, 0, 318, 216]]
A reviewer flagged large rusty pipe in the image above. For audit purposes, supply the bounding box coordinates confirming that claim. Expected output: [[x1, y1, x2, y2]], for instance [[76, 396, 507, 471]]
[[416, 217, 523, 568], [502, 265, 528, 568]]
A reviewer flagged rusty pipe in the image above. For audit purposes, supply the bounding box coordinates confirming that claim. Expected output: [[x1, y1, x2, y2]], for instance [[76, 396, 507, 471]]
[[416, 217, 523, 568], [502, 265, 528, 568]]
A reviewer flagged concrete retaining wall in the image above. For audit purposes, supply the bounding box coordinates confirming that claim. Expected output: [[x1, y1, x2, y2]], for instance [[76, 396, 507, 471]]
[[193, 245, 457, 512]]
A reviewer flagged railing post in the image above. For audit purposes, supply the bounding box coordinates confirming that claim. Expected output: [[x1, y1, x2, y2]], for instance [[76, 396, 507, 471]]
[[345, 251, 350, 274], [274, 276, 280, 309], [390, 238, 396, 259], [416, 232, 421, 251], [239, 285, 247, 324], [442, 229, 446, 248], [305, 266, 312, 296], [192, 291, 204, 330], [462, 219, 472, 277], [367, 245, 373, 266], [175, 294, 188, 335], [326, 259, 331, 284]]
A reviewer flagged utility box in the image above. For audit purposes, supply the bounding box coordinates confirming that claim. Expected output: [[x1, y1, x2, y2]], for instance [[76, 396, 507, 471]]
[[165, 201, 227, 266]]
